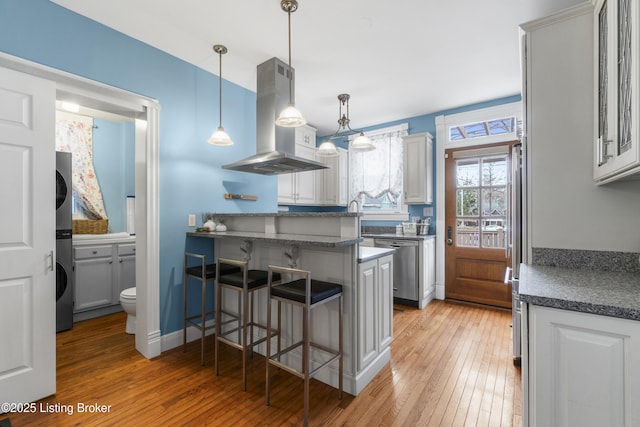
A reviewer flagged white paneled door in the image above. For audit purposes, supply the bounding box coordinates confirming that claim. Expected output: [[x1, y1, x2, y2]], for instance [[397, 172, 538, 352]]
[[0, 67, 56, 403]]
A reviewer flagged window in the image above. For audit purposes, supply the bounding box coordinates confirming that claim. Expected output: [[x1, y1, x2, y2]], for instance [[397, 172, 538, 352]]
[[349, 124, 408, 218], [450, 117, 516, 141], [455, 154, 508, 249]]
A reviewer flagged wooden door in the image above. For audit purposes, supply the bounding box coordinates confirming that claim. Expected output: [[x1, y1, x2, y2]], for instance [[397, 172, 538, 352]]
[[0, 66, 56, 402], [444, 142, 515, 308]]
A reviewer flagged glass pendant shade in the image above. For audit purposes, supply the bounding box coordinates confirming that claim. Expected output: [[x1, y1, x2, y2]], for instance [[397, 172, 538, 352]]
[[317, 140, 339, 156], [351, 132, 375, 151], [208, 126, 233, 146], [276, 104, 306, 127]]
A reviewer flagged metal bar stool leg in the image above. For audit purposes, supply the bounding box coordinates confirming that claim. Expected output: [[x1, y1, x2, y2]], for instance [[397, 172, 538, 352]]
[[264, 265, 343, 427]]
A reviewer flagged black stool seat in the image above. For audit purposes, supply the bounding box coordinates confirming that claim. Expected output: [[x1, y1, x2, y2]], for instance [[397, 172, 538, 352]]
[[219, 270, 281, 289], [272, 279, 342, 305], [186, 263, 240, 279]]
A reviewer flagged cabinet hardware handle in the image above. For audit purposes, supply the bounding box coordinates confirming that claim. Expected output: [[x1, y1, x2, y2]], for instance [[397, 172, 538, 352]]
[[48, 250, 54, 271], [92, 250, 97, 254], [597, 136, 614, 166]]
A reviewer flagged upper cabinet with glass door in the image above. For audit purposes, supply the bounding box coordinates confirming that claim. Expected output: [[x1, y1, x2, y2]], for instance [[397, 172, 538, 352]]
[[594, 0, 640, 183]]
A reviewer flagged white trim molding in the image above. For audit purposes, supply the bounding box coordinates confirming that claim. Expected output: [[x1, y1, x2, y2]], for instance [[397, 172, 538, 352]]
[[435, 101, 521, 300]]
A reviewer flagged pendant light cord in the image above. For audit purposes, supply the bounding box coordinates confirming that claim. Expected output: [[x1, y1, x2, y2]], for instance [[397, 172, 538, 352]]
[[287, 7, 293, 106], [218, 50, 223, 128]]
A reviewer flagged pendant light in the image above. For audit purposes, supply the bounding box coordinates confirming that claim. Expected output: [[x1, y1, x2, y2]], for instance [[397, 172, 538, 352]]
[[275, 0, 306, 128], [208, 44, 234, 146], [318, 93, 374, 155]]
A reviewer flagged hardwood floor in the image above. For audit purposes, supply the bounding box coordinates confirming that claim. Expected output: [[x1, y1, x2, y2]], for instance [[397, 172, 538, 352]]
[[4, 301, 521, 426]]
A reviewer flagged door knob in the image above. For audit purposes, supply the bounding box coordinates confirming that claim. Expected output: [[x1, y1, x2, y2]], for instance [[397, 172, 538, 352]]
[[447, 226, 453, 246]]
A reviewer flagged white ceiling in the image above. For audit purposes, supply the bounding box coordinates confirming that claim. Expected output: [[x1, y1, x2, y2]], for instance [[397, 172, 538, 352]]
[[51, 0, 585, 135]]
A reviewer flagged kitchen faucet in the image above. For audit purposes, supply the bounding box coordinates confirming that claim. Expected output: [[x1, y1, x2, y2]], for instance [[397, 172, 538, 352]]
[[348, 198, 362, 239]]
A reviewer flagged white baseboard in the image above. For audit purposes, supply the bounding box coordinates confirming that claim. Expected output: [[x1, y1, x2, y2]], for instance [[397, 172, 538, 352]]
[[436, 283, 445, 300], [161, 319, 216, 352]]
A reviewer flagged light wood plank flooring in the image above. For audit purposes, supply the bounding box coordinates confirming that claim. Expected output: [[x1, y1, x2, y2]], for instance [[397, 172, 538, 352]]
[[4, 300, 521, 426]]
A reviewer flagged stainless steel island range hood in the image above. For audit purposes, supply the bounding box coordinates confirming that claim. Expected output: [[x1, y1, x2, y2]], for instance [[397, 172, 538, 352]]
[[222, 57, 329, 175]]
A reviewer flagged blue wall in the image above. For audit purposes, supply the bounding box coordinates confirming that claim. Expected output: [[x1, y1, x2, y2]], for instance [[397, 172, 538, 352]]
[[93, 118, 135, 233], [0, 0, 276, 335]]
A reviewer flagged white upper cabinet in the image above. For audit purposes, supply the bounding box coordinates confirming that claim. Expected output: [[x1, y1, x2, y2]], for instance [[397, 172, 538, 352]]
[[594, 0, 640, 183], [278, 125, 317, 205], [316, 147, 348, 206], [402, 132, 433, 204]]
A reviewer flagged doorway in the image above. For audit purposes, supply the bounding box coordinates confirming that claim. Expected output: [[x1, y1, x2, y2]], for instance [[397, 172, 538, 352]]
[[0, 51, 161, 359], [444, 142, 516, 308]]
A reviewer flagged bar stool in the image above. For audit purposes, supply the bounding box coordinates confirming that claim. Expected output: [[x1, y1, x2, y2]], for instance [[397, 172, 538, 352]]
[[265, 265, 343, 427], [215, 258, 281, 391], [182, 252, 240, 366]]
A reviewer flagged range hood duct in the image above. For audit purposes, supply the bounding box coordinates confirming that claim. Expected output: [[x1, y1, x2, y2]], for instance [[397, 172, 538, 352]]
[[222, 57, 329, 175]]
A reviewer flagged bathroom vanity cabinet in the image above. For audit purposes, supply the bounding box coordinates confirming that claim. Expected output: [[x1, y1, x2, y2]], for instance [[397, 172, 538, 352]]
[[73, 237, 136, 321]]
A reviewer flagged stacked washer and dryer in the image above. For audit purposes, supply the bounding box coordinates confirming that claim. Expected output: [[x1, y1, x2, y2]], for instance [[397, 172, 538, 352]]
[[56, 151, 73, 332]]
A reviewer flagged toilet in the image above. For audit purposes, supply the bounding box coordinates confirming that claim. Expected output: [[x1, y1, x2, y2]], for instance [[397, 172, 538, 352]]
[[119, 287, 136, 334]]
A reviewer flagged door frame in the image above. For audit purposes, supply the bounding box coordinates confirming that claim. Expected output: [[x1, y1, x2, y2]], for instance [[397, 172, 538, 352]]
[[435, 102, 521, 301], [0, 51, 161, 359]]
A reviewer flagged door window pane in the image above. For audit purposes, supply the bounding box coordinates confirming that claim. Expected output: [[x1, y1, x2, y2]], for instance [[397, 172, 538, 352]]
[[456, 159, 479, 187], [481, 187, 506, 216], [456, 188, 479, 216], [455, 153, 508, 249], [481, 157, 507, 186], [457, 219, 479, 248]]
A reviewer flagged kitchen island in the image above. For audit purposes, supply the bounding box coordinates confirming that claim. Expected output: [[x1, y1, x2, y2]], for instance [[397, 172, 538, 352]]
[[519, 264, 640, 426], [187, 212, 394, 396]]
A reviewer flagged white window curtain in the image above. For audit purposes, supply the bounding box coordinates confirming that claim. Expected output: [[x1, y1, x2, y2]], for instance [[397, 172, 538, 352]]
[[349, 124, 408, 210], [55, 111, 108, 220]]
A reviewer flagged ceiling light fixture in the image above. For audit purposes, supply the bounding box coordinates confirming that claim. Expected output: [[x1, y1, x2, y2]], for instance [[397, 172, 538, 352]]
[[275, 0, 306, 128], [319, 93, 374, 155], [208, 44, 234, 146]]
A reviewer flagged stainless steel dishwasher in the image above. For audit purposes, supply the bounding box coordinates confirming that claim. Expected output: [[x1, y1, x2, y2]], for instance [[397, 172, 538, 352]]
[[374, 238, 419, 305]]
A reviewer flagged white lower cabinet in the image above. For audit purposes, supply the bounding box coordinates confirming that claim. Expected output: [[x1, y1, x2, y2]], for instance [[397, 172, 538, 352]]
[[73, 242, 136, 316], [525, 304, 640, 426], [357, 254, 393, 370], [419, 237, 435, 308]]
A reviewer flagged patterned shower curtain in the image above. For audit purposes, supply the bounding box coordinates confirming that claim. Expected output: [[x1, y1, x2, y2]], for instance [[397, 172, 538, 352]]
[[55, 111, 108, 220]]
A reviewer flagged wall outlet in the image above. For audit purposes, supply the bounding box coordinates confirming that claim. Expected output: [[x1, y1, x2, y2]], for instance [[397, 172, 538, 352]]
[[423, 207, 433, 216], [188, 214, 196, 227]]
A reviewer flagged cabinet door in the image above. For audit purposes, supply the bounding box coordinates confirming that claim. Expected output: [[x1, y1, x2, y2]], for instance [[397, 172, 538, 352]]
[[529, 305, 640, 426], [403, 133, 433, 204], [117, 255, 135, 295], [295, 124, 316, 148], [74, 257, 114, 311], [424, 238, 435, 299], [358, 260, 378, 369], [594, 0, 640, 182], [277, 173, 296, 204], [378, 255, 393, 351], [295, 144, 317, 204]]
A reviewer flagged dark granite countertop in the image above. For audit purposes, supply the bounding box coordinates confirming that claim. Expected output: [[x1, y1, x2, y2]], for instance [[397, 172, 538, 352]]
[[362, 233, 436, 241], [519, 264, 640, 321], [187, 230, 361, 248], [203, 212, 360, 218]]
